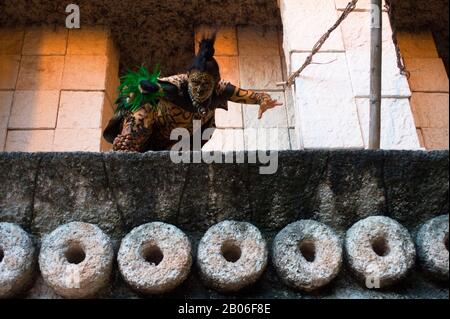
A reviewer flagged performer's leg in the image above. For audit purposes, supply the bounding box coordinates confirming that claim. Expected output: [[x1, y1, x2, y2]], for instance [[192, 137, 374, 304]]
[[113, 105, 155, 152]]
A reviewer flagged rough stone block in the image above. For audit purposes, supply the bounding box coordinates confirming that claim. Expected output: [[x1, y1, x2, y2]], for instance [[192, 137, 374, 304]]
[[202, 129, 245, 152], [53, 128, 102, 152], [244, 127, 290, 151], [397, 31, 439, 59], [67, 27, 111, 55], [105, 43, 120, 103], [289, 128, 300, 150], [0, 29, 24, 55], [22, 28, 67, 55], [0, 91, 13, 128], [57, 91, 105, 129], [335, 0, 386, 11], [9, 91, 59, 129], [280, 0, 345, 54], [237, 27, 280, 57], [195, 26, 238, 56], [62, 55, 108, 90], [405, 58, 449, 93], [32, 154, 123, 237], [292, 52, 364, 149], [416, 129, 425, 148], [215, 102, 243, 129], [356, 98, 421, 150], [0, 55, 21, 89], [411, 93, 449, 128], [215, 56, 240, 86], [422, 128, 449, 150], [5, 130, 54, 152], [16, 56, 64, 90], [243, 91, 287, 128], [341, 12, 411, 97], [239, 55, 282, 90]]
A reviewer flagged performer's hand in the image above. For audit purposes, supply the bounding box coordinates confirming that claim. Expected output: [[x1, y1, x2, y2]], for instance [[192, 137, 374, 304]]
[[258, 94, 283, 119]]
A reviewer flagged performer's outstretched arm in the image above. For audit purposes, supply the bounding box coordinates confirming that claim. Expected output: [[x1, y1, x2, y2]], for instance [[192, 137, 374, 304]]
[[226, 85, 283, 119]]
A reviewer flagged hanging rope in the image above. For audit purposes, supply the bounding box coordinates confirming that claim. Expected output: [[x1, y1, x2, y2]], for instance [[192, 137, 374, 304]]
[[285, 0, 359, 87], [284, 0, 408, 87]]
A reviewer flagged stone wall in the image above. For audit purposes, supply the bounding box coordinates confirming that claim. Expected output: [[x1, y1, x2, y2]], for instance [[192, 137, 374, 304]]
[[279, 0, 421, 150], [397, 31, 449, 150], [197, 26, 297, 152], [0, 150, 448, 298], [0, 27, 119, 152]]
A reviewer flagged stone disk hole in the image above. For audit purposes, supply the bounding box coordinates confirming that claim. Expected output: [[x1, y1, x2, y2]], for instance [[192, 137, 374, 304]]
[[0, 247, 4, 263], [142, 243, 164, 266], [221, 240, 242, 263], [298, 240, 316, 262], [64, 243, 86, 264], [371, 236, 390, 257]]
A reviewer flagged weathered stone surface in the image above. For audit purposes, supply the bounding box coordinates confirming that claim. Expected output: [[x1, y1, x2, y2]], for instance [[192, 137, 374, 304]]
[[104, 152, 187, 230], [239, 55, 283, 90], [0, 55, 20, 89], [0, 28, 23, 55], [195, 26, 238, 56], [311, 151, 386, 232], [39, 222, 114, 298], [5, 130, 54, 152], [345, 216, 416, 288], [335, 0, 386, 11], [215, 103, 243, 129], [118, 222, 192, 294], [0, 91, 13, 128], [32, 153, 123, 237], [272, 220, 343, 291], [237, 27, 280, 57], [410, 93, 449, 129], [0, 153, 39, 226], [244, 127, 290, 151], [416, 215, 449, 281], [243, 92, 287, 129], [0, 222, 36, 298], [397, 31, 440, 59], [9, 91, 59, 129], [289, 128, 299, 150], [22, 28, 67, 56], [215, 56, 240, 86], [356, 98, 421, 150], [57, 91, 105, 129], [292, 52, 364, 149], [384, 151, 449, 228], [53, 129, 102, 152], [16, 56, 64, 90], [177, 157, 251, 230], [197, 220, 268, 292], [280, 0, 345, 58], [62, 55, 108, 91], [67, 27, 111, 56], [341, 12, 411, 97]]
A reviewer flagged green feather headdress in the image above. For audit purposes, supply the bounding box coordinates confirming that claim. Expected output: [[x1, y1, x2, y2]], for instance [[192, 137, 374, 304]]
[[115, 65, 164, 113]]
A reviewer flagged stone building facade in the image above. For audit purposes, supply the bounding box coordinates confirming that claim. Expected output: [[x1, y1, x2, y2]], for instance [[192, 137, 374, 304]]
[[0, 0, 448, 152]]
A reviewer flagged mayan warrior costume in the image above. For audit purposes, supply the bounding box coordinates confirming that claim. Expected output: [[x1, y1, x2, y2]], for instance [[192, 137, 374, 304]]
[[103, 35, 282, 152]]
